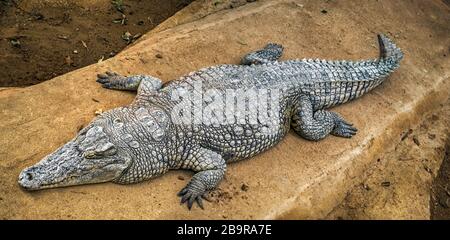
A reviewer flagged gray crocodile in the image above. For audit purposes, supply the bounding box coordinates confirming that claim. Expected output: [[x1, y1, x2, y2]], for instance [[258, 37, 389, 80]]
[[18, 34, 403, 209]]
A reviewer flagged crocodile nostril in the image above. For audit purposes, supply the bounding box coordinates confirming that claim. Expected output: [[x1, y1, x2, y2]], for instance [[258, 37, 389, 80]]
[[26, 172, 33, 181]]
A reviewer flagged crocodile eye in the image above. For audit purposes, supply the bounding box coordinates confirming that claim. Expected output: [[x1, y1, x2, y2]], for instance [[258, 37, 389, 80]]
[[83, 151, 99, 159], [83, 142, 117, 159], [77, 127, 89, 137]]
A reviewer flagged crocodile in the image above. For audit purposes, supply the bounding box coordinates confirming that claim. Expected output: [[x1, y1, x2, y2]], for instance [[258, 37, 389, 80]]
[[18, 34, 403, 210]]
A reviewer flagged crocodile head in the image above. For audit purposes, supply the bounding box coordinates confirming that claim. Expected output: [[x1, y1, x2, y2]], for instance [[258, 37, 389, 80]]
[[18, 117, 133, 190]]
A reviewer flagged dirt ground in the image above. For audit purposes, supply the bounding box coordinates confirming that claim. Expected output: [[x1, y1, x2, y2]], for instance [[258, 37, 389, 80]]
[[431, 141, 450, 219], [0, 0, 193, 87], [327, 99, 450, 220]]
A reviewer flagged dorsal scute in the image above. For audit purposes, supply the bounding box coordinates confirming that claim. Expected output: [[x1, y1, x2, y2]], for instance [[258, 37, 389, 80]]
[[133, 107, 169, 141]]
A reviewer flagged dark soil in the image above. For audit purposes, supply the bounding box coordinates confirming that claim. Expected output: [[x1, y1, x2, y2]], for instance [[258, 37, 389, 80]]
[[0, 0, 192, 87], [431, 142, 450, 220]]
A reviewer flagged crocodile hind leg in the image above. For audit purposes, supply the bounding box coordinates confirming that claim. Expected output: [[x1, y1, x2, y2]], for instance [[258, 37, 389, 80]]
[[177, 147, 226, 210], [96, 71, 162, 95], [241, 43, 284, 65], [291, 95, 358, 141]]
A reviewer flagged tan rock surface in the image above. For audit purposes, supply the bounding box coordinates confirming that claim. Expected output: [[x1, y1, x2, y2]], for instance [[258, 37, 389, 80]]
[[327, 100, 450, 220], [0, 0, 449, 219]]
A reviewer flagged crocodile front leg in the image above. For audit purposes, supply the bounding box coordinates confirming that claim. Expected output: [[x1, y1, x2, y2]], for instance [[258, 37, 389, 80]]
[[177, 147, 226, 210], [241, 42, 284, 65], [291, 95, 358, 141], [96, 71, 162, 95]]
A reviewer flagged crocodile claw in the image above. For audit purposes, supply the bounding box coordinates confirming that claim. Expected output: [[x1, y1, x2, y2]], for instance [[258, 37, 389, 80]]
[[178, 185, 207, 210], [332, 118, 358, 138], [96, 71, 125, 89], [96, 73, 109, 82]]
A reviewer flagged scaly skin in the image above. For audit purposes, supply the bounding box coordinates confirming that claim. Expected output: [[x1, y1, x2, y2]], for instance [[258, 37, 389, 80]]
[[18, 34, 403, 209]]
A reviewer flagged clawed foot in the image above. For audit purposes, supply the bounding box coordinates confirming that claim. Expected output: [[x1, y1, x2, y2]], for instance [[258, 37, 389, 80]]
[[331, 116, 358, 138], [177, 183, 211, 210], [96, 71, 125, 89]]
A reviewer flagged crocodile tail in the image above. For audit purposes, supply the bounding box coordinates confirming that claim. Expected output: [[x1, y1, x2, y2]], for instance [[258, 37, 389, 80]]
[[377, 34, 403, 66]]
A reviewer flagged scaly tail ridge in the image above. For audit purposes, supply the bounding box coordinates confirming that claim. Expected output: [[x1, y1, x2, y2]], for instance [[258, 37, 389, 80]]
[[377, 34, 404, 67]]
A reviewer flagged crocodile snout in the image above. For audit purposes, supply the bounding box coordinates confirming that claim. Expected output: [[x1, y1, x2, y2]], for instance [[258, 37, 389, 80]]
[[18, 166, 40, 190]]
